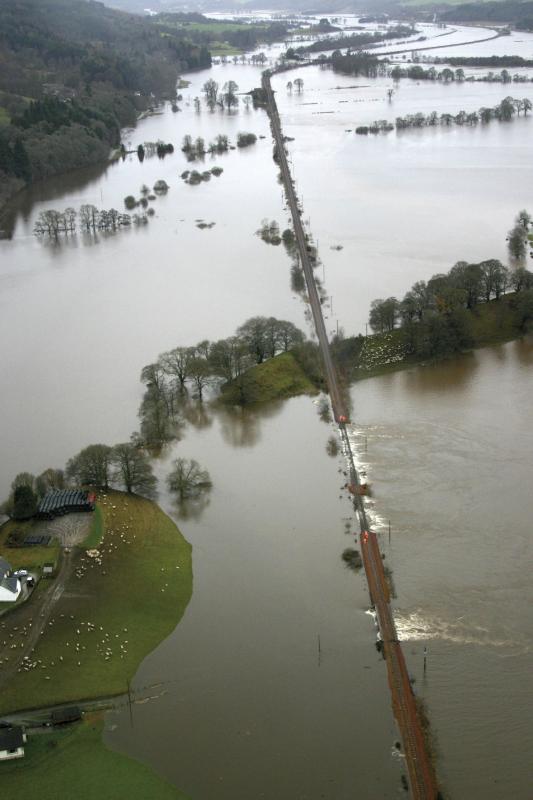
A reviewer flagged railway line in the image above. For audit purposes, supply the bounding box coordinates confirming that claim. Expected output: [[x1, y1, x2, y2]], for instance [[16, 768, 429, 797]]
[[262, 70, 438, 799]]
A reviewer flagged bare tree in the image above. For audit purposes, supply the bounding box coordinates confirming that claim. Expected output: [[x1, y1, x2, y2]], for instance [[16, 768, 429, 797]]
[[203, 78, 219, 110], [66, 444, 114, 489], [112, 443, 157, 497], [188, 357, 211, 400], [167, 458, 212, 501], [160, 347, 195, 391]]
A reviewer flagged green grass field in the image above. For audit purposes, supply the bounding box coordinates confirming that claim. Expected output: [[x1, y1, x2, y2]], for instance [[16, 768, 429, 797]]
[[221, 351, 318, 405], [0, 107, 10, 125], [0, 492, 192, 714], [82, 504, 104, 549], [0, 715, 188, 799]]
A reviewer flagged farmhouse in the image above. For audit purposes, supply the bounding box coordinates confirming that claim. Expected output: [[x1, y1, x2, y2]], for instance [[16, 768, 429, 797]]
[[0, 557, 21, 603], [0, 725, 26, 761]]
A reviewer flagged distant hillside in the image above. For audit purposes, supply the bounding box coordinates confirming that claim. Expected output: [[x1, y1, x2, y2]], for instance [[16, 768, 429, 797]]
[[439, 0, 533, 28], [0, 0, 211, 212]]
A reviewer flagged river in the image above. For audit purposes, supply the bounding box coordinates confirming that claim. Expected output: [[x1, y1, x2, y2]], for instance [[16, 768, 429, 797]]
[[0, 18, 532, 799]]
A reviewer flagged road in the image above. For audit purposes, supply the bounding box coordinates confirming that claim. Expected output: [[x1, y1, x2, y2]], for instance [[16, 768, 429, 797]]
[[262, 70, 438, 800]]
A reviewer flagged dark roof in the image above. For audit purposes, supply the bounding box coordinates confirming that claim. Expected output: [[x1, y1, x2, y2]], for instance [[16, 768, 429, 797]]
[[0, 726, 24, 751], [24, 534, 51, 546], [37, 490, 93, 516], [0, 575, 19, 594]]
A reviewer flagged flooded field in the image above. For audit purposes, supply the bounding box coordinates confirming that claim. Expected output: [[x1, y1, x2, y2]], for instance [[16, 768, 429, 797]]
[[1, 17, 532, 799]]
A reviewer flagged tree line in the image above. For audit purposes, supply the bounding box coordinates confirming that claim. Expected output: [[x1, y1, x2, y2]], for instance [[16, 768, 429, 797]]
[[439, 1, 533, 30], [33, 203, 153, 238], [356, 97, 531, 135], [389, 65, 533, 84], [2, 444, 215, 520], [329, 51, 382, 78], [296, 25, 418, 55], [368, 219, 533, 359], [157, 13, 288, 53], [138, 317, 306, 445]]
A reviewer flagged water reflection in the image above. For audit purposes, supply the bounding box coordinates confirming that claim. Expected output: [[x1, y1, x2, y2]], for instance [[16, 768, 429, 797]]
[[216, 399, 283, 448], [172, 492, 211, 521], [512, 334, 533, 365], [401, 351, 479, 394], [1, 160, 116, 239], [181, 396, 214, 431]]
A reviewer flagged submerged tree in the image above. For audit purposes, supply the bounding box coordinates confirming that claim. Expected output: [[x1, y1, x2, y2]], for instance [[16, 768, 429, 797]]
[[167, 458, 212, 501], [222, 80, 239, 110], [202, 78, 219, 110]]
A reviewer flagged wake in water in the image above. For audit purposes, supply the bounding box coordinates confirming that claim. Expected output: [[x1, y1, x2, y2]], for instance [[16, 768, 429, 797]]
[[394, 609, 531, 654], [340, 423, 390, 532]]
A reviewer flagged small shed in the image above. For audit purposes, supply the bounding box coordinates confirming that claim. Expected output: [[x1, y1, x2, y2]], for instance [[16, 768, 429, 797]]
[[51, 706, 82, 725], [0, 725, 26, 761]]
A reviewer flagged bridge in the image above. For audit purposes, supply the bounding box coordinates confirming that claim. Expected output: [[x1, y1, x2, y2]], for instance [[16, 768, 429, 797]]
[[262, 69, 438, 800]]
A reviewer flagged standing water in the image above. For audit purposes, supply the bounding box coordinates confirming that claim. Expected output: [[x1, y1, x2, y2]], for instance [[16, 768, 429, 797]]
[[0, 20, 532, 798]]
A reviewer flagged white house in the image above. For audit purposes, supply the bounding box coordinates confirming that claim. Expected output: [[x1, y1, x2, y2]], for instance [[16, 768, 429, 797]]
[[0, 726, 26, 761], [0, 557, 21, 602]]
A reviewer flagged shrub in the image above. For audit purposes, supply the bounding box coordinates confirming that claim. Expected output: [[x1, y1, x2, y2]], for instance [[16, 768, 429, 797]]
[[237, 132, 257, 148]]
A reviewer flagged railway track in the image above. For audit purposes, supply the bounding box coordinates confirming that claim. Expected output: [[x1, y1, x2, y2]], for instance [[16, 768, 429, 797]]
[[262, 70, 438, 799]]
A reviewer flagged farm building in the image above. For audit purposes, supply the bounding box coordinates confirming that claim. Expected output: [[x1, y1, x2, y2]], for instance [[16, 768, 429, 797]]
[[36, 489, 95, 520], [0, 725, 26, 761], [0, 557, 21, 602]]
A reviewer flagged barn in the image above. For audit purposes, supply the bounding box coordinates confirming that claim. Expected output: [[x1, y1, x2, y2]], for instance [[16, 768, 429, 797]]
[[36, 490, 95, 520], [0, 725, 26, 761]]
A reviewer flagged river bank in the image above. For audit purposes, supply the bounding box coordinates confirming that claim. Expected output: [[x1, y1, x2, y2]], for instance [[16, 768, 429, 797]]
[[339, 292, 533, 382]]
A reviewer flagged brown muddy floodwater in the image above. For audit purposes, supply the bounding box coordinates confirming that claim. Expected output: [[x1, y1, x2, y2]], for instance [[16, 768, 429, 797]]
[[0, 19, 532, 799]]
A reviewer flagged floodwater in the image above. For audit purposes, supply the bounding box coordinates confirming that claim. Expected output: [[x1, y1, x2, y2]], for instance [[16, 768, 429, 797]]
[[349, 340, 533, 799], [1, 18, 532, 799], [272, 59, 533, 337]]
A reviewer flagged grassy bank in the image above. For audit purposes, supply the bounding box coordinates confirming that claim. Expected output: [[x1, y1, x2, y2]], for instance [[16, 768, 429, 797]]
[[220, 351, 318, 405], [0, 492, 192, 714], [350, 294, 531, 380], [0, 714, 188, 799]]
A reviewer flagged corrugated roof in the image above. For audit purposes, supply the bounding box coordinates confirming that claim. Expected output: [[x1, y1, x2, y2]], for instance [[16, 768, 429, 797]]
[[0, 726, 24, 751]]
